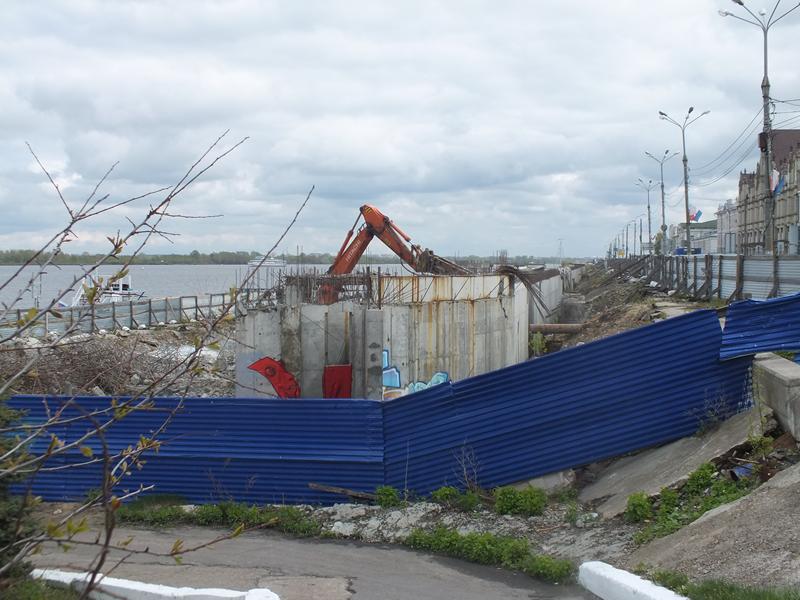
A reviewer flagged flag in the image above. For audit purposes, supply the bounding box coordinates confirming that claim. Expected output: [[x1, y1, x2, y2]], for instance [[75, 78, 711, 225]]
[[692, 210, 702, 222], [771, 169, 781, 192], [774, 174, 786, 196]]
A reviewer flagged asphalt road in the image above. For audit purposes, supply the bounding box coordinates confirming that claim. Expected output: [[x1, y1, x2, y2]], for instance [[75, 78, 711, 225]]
[[34, 525, 595, 600]]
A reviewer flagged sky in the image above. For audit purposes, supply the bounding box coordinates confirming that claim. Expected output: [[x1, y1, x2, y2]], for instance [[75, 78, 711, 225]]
[[2, 1, 800, 259]]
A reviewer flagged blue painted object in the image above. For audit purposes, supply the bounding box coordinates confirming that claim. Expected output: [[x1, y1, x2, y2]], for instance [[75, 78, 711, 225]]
[[384, 310, 752, 494], [9, 397, 384, 505], [10, 311, 754, 504], [720, 292, 800, 360]]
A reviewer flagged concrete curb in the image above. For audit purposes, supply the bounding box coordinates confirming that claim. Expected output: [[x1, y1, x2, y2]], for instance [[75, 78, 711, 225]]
[[33, 568, 280, 600], [578, 562, 687, 600]]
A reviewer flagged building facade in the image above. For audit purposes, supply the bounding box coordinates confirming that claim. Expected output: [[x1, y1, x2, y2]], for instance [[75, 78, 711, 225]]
[[716, 199, 738, 254], [669, 220, 718, 254], [735, 130, 800, 255]]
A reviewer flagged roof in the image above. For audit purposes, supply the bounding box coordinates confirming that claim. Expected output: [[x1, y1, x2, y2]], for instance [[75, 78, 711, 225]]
[[767, 130, 800, 168]]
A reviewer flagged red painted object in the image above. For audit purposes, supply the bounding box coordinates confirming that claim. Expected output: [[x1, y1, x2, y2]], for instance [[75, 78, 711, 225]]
[[247, 356, 301, 398], [323, 364, 353, 398]]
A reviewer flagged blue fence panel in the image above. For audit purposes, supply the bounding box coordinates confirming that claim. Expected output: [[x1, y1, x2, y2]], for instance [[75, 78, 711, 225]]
[[9, 396, 384, 504], [720, 292, 800, 360], [383, 310, 752, 494]]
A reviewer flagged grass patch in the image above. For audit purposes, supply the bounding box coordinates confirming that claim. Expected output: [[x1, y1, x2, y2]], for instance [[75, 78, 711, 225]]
[[429, 486, 481, 512], [405, 526, 573, 584], [5, 580, 81, 600], [633, 463, 757, 544], [493, 486, 547, 517], [118, 499, 321, 538], [645, 569, 800, 600], [625, 492, 652, 523], [375, 485, 403, 508]]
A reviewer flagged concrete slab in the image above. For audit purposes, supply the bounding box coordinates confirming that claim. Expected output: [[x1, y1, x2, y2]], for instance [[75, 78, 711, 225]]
[[755, 353, 800, 440], [627, 461, 800, 588], [579, 408, 766, 518], [512, 469, 576, 493]]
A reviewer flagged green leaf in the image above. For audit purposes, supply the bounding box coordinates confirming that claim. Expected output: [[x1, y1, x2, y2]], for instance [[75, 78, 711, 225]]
[[80, 445, 94, 458]]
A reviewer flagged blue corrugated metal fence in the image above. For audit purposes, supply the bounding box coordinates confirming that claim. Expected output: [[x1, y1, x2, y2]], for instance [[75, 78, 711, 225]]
[[10, 309, 757, 504], [384, 310, 752, 494], [11, 397, 384, 505], [720, 292, 800, 359]]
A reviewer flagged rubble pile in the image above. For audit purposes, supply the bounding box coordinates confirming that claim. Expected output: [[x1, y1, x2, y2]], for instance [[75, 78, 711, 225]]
[[0, 322, 236, 398]]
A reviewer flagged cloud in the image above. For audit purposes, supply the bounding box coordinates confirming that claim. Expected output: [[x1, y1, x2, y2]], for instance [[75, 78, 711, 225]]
[[1, 0, 798, 258]]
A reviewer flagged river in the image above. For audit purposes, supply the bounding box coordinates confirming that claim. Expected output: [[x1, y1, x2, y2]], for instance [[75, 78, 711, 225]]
[[0, 263, 407, 308]]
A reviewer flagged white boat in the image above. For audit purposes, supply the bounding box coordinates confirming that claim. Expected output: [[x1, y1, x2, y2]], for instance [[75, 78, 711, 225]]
[[70, 273, 145, 307], [241, 256, 287, 290], [247, 256, 288, 267]]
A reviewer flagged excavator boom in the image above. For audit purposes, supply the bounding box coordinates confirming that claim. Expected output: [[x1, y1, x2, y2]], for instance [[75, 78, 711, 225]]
[[319, 203, 469, 303]]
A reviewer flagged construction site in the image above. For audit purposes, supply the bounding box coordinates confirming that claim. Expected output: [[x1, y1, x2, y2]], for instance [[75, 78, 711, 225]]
[[7, 204, 800, 600]]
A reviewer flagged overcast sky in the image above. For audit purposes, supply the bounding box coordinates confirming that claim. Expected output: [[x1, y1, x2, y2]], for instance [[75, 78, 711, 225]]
[[2, 1, 799, 258]]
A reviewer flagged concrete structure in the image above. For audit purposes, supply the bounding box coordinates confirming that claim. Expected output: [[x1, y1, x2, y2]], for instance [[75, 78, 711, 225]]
[[754, 352, 800, 439], [33, 569, 280, 600], [578, 562, 687, 600], [235, 273, 530, 399], [716, 199, 738, 254], [578, 407, 765, 518], [736, 130, 800, 255]]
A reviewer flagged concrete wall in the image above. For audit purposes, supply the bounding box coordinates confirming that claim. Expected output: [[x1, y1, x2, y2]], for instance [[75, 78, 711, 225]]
[[530, 272, 563, 325], [382, 280, 528, 386], [235, 303, 384, 399], [236, 275, 529, 399], [754, 353, 800, 439]]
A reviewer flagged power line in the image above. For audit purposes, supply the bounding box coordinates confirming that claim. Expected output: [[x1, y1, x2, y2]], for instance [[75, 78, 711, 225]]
[[690, 107, 762, 175]]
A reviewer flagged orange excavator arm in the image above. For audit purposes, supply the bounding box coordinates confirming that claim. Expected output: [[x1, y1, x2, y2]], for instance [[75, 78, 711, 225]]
[[328, 204, 469, 276], [319, 204, 469, 303]]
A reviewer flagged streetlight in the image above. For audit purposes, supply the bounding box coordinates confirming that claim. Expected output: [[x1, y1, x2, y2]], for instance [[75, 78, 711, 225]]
[[630, 214, 646, 256], [719, 1, 800, 254], [636, 178, 658, 254], [645, 150, 679, 253], [659, 107, 711, 256]]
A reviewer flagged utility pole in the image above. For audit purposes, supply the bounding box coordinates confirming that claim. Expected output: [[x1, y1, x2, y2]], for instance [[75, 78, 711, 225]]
[[625, 224, 629, 258], [639, 217, 643, 257], [646, 150, 679, 254], [659, 108, 710, 256], [636, 178, 659, 253], [720, 1, 800, 255]]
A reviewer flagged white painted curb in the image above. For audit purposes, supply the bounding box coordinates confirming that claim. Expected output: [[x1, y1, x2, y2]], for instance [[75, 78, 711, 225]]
[[578, 562, 687, 600], [33, 568, 280, 600]]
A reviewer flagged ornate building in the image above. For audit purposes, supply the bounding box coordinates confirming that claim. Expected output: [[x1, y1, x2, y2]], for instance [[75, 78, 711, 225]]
[[735, 130, 800, 255]]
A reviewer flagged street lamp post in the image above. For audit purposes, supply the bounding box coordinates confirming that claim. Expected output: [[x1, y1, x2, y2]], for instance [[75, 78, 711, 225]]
[[636, 178, 658, 254], [645, 150, 679, 254], [659, 107, 710, 256], [720, 1, 800, 255]]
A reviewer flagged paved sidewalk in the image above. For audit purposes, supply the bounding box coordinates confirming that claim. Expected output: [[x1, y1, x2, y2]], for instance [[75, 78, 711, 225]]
[[34, 525, 594, 600]]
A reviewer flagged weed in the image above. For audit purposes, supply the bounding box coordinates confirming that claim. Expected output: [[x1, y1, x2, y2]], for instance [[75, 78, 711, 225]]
[[625, 492, 652, 523], [493, 486, 546, 517], [404, 526, 573, 584], [5, 579, 81, 600], [564, 501, 579, 525], [118, 501, 319, 538], [521, 554, 575, 583], [633, 463, 757, 544], [775, 350, 796, 361], [430, 486, 481, 512], [375, 485, 403, 508], [552, 486, 579, 503], [529, 332, 548, 356], [643, 568, 800, 600]]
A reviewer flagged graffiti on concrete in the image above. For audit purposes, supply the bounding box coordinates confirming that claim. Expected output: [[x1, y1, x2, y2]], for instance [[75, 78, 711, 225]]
[[248, 356, 301, 398], [382, 348, 449, 399]]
